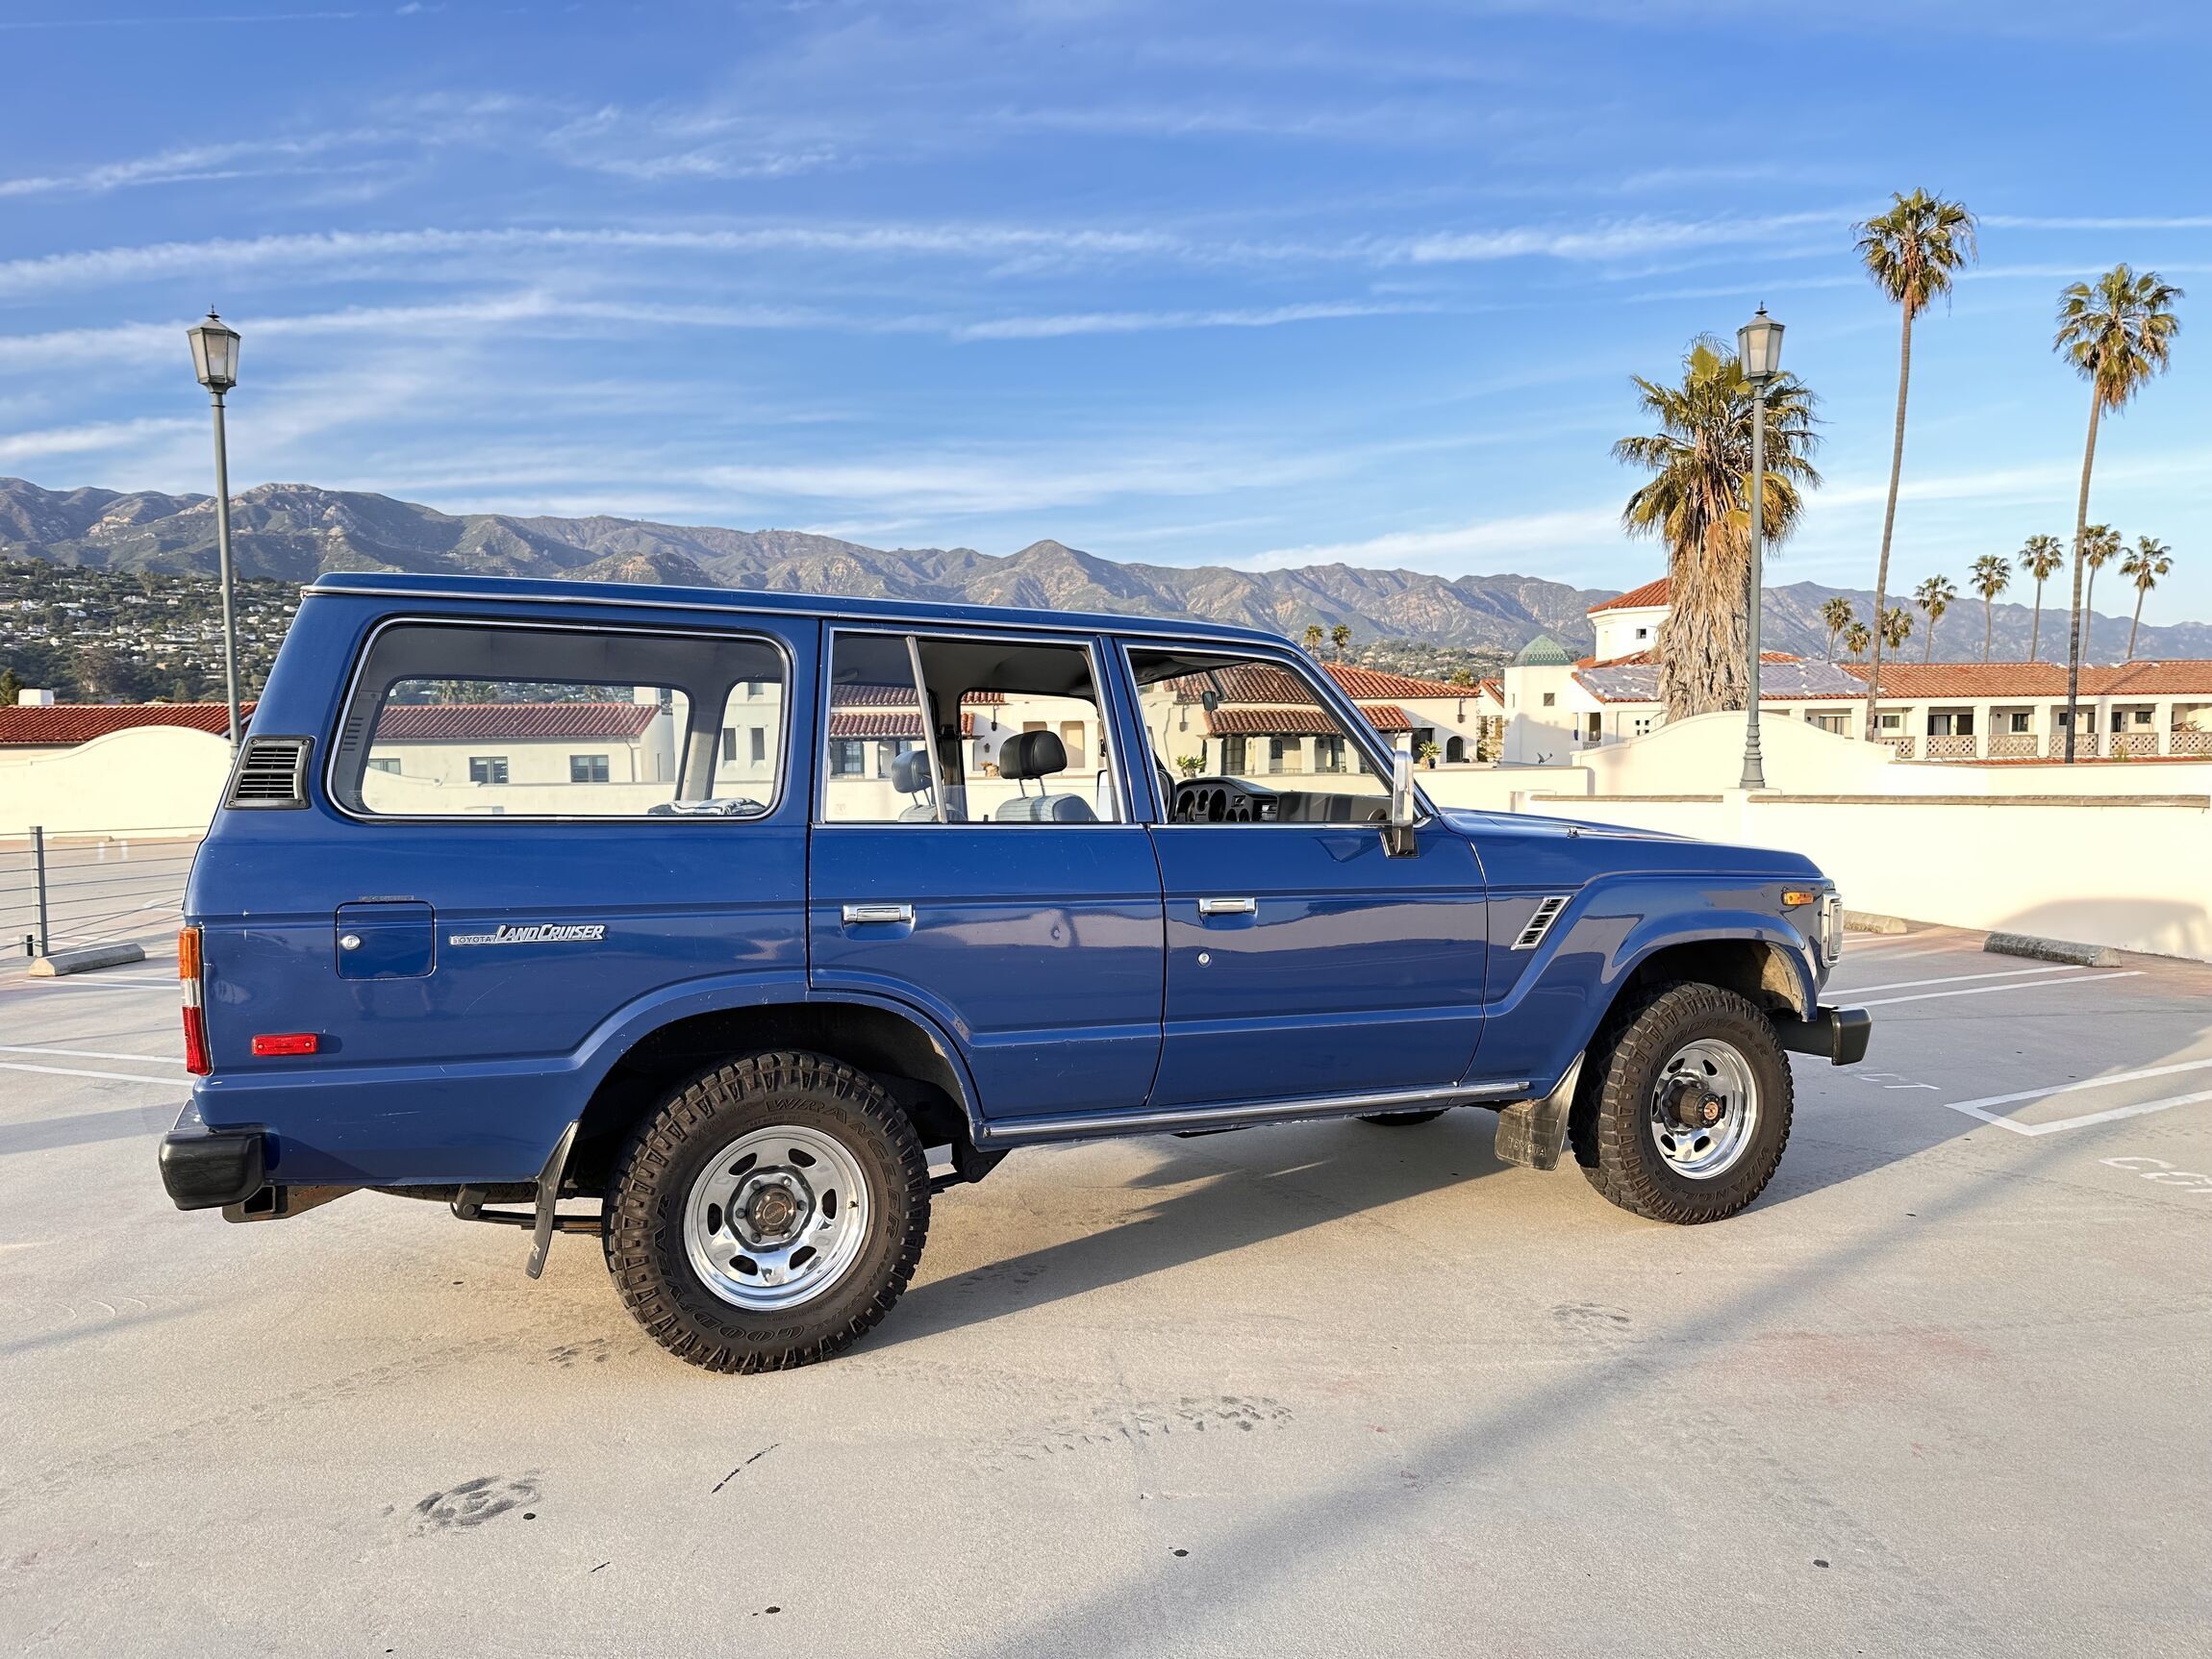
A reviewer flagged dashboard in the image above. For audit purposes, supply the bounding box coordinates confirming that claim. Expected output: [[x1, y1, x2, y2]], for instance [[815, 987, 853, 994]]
[[1168, 776, 1391, 826]]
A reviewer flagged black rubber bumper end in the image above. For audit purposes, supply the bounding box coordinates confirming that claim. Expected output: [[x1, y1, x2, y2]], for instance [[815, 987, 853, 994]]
[[1773, 1005, 1873, 1068], [160, 1124, 267, 1211]]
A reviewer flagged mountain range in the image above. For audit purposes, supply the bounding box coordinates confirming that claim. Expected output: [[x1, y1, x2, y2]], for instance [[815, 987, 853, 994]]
[[3, 477, 2202, 665]]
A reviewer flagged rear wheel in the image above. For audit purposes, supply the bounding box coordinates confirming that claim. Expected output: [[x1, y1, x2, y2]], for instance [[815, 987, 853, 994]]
[[604, 1050, 929, 1372], [1570, 981, 1792, 1224], [1358, 1109, 1448, 1127]]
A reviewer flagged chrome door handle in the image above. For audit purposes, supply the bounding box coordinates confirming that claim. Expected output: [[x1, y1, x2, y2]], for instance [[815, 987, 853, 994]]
[[1197, 896, 1257, 916], [842, 903, 914, 925]]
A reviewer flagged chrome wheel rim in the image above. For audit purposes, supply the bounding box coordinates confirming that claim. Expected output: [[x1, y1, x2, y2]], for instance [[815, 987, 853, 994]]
[[683, 1124, 871, 1312], [1648, 1038, 1759, 1179]]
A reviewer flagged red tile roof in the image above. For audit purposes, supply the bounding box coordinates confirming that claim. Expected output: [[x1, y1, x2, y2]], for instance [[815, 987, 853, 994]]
[[1839, 661, 2212, 698], [0, 701, 254, 746], [827, 712, 980, 741], [1588, 577, 1669, 615], [831, 685, 1007, 707], [1317, 663, 1471, 699], [372, 702, 659, 742], [1206, 704, 1413, 737]]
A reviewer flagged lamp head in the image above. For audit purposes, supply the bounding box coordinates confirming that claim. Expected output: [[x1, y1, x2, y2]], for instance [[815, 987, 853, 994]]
[[188, 311, 239, 393], [1737, 305, 1784, 384]]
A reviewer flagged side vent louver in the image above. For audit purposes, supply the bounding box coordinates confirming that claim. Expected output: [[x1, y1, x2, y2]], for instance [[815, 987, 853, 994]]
[[1512, 894, 1570, 951], [226, 736, 313, 809]]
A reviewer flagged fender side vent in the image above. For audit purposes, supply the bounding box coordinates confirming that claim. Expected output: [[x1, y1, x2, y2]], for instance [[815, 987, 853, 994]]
[[226, 736, 313, 809], [1512, 894, 1570, 951]]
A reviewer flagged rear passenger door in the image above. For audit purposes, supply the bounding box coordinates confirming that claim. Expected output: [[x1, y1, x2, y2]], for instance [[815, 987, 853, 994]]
[[807, 629, 1164, 1122]]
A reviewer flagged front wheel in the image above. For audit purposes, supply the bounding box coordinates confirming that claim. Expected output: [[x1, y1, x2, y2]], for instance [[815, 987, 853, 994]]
[[1569, 981, 1793, 1224], [604, 1050, 929, 1372]]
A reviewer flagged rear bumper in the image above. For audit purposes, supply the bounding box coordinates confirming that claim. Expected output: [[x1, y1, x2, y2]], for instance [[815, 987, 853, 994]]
[[1772, 1005, 1872, 1068], [159, 1103, 267, 1211]]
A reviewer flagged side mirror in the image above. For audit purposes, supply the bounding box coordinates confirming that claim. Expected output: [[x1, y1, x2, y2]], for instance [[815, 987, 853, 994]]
[[1383, 742, 1418, 857]]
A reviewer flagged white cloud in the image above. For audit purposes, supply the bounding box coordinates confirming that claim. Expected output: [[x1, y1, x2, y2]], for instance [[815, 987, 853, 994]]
[[0, 416, 196, 465], [1245, 506, 1626, 573]]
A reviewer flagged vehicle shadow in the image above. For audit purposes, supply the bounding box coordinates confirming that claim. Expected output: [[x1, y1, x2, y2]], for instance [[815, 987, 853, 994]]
[[883, 1071, 1992, 1347], [883, 1111, 1518, 1345]]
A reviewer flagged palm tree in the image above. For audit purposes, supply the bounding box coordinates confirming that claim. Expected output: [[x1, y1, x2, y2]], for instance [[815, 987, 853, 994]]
[[1301, 623, 1324, 657], [2078, 523, 2122, 658], [1820, 595, 1855, 660], [1329, 623, 1352, 662], [1969, 554, 2011, 663], [1914, 574, 1957, 661], [1615, 336, 1821, 719], [2017, 533, 2065, 661], [2120, 536, 2173, 659], [1853, 189, 1978, 741], [1842, 620, 1872, 658], [1880, 606, 1912, 651], [2053, 264, 2185, 757]]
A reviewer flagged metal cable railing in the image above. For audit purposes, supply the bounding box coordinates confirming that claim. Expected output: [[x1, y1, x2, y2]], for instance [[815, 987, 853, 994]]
[[0, 828, 200, 964]]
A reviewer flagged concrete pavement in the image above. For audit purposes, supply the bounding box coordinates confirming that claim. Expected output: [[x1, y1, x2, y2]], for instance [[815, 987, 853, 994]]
[[3, 928, 2208, 1656]]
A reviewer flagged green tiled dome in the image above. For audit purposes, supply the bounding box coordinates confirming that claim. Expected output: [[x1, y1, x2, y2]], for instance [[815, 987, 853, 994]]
[[1515, 633, 1573, 667]]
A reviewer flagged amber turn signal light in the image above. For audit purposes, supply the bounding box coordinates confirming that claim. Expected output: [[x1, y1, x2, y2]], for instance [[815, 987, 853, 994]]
[[1781, 890, 1817, 908]]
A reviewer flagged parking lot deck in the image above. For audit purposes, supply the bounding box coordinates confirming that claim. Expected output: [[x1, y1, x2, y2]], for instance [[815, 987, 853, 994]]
[[3, 927, 2208, 1656]]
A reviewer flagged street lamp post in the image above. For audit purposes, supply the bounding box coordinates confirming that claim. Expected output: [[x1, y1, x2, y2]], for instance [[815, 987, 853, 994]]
[[186, 311, 242, 750], [1736, 305, 1785, 792]]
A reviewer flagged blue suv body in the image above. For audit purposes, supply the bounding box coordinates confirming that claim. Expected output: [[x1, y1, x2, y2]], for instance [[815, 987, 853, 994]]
[[161, 572, 1868, 1370]]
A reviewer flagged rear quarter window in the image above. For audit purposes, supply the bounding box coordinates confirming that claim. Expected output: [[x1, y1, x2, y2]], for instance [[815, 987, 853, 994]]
[[328, 622, 786, 819]]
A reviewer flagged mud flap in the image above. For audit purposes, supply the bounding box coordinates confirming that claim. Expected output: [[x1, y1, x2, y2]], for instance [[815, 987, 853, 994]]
[[1493, 1056, 1583, 1171]]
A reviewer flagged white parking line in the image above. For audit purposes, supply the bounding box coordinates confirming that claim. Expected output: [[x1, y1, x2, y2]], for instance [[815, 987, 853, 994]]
[[1940, 1057, 2212, 1137], [0, 1044, 187, 1066], [1838, 965, 2079, 996], [0, 1062, 187, 1088], [1855, 971, 2141, 1008]]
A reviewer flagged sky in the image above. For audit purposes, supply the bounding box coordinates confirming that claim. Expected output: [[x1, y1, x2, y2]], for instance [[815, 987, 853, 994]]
[[1, 0, 2208, 622]]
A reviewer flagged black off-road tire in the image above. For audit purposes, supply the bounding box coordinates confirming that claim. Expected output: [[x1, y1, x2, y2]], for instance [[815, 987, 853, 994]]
[[604, 1050, 929, 1372], [1568, 980, 1793, 1224], [1358, 1109, 1448, 1127]]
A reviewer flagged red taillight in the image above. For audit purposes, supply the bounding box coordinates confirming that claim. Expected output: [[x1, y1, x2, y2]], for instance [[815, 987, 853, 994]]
[[179, 926, 210, 1074], [183, 1006, 211, 1075], [250, 1033, 319, 1057]]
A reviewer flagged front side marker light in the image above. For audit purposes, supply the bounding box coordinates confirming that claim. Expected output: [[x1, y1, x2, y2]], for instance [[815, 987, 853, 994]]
[[1781, 889, 1817, 908]]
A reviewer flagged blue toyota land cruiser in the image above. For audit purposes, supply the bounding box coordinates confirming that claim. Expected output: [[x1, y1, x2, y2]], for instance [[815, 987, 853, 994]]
[[160, 572, 1869, 1372]]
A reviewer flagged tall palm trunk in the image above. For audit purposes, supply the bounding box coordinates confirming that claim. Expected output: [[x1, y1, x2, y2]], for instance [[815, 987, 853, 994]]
[[2127, 587, 2146, 659], [1924, 615, 1936, 662], [1656, 527, 1747, 722], [2028, 580, 2043, 662], [2064, 395, 2101, 762], [1862, 305, 1912, 740], [1983, 597, 1993, 663]]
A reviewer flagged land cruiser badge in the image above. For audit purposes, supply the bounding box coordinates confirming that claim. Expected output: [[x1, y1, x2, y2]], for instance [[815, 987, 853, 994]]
[[447, 922, 607, 947]]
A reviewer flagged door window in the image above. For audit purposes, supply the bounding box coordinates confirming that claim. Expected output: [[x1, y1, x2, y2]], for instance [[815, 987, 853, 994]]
[[820, 632, 1120, 824], [331, 622, 785, 818], [1128, 649, 1392, 824]]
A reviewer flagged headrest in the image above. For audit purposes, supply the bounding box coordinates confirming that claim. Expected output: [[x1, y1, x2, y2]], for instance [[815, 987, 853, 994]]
[[998, 729, 1068, 781], [891, 746, 933, 794]]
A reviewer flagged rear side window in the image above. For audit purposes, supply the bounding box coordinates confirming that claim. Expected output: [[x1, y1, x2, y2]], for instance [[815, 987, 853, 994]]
[[329, 623, 785, 819]]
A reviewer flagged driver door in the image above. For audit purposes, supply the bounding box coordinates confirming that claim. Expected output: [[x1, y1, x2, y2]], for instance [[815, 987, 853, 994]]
[[1122, 646, 1488, 1110]]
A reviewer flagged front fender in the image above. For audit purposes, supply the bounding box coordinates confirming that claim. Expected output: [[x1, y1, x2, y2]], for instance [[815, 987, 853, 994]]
[[1470, 875, 1819, 1100]]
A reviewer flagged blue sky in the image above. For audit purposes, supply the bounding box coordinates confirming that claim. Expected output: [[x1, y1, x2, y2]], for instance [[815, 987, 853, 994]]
[[2, 1, 2208, 623]]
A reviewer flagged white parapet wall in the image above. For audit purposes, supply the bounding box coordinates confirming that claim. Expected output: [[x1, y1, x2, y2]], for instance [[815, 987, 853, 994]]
[[0, 727, 235, 838], [1427, 714, 2212, 962]]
